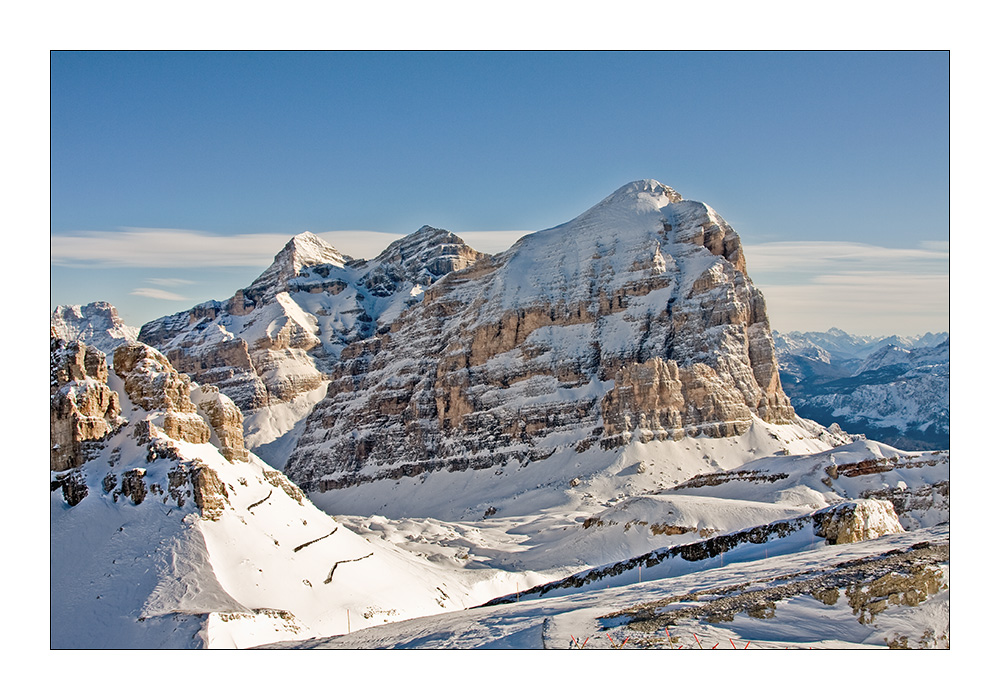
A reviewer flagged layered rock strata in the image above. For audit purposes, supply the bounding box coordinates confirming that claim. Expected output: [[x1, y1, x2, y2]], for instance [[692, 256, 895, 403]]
[[286, 180, 795, 490]]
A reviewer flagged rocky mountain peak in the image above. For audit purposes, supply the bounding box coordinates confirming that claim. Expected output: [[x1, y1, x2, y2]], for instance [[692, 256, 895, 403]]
[[605, 178, 683, 204], [362, 225, 486, 297], [51, 301, 139, 356], [247, 232, 348, 297], [286, 181, 794, 492]]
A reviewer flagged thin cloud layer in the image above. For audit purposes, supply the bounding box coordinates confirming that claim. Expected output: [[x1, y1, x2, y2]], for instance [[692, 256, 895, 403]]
[[130, 287, 189, 301], [51, 228, 948, 336], [51, 227, 536, 268], [52, 229, 299, 268], [744, 241, 948, 335]]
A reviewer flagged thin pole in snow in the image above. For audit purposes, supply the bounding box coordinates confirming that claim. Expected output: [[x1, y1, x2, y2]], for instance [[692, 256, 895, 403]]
[[347, 609, 351, 634]]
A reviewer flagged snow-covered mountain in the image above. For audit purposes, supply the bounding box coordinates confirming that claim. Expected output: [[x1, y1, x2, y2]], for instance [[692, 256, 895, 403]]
[[51, 180, 949, 650], [287, 180, 798, 503], [774, 329, 949, 450], [51, 301, 139, 356], [137, 227, 484, 466]]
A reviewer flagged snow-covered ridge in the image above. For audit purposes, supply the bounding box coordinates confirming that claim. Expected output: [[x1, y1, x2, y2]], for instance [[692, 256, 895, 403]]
[[52, 337, 524, 648], [135, 227, 484, 466]]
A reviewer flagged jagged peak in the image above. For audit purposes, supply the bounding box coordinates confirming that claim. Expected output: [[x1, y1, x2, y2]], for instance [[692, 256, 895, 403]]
[[374, 225, 483, 264], [278, 231, 348, 269], [249, 232, 348, 292], [555, 179, 684, 233]]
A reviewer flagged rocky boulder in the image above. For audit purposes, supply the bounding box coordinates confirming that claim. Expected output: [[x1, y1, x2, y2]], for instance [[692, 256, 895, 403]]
[[813, 499, 905, 545]]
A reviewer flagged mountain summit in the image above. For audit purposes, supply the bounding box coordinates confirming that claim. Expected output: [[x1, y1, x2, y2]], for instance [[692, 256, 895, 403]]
[[138, 226, 484, 465], [285, 181, 797, 504]]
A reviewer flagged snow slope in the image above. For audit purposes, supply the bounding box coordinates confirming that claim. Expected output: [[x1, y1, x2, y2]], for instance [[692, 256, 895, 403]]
[[264, 525, 949, 650], [51, 350, 547, 649]]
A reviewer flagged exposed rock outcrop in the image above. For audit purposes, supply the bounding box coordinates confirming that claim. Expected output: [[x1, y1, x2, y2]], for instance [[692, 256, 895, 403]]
[[50, 331, 124, 474], [600, 356, 753, 443], [813, 498, 905, 544], [192, 385, 250, 462], [286, 180, 795, 490], [113, 342, 212, 445]]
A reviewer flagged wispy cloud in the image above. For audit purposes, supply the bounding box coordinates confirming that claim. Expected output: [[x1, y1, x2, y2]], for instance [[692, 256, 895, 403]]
[[52, 228, 297, 268], [51, 227, 537, 268], [744, 240, 949, 335], [146, 277, 196, 287], [456, 230, 534, 254], [130, 287, 190, 301]]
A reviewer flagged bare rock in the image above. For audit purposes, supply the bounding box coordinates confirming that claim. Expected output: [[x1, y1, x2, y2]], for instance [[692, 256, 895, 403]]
[[600, 356, 753, 442], [113, 342, 212, 444], [190, 465, 230, 521], [192, 385, 250, 462], [50, 332, 123, 472], [813, 499, 905, 544], [119, 468, 148, 505]]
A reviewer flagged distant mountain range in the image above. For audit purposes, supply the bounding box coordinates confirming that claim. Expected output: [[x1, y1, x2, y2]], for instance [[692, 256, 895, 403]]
[[773, 328, 949, 450]]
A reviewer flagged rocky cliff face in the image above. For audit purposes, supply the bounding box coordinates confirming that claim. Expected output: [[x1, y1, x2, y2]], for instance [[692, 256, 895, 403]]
[[286, 180, 794, 491], [138, 228, 485, 462], [50, 330, 124, 476], [113, 342, 213, 445], [191, 385, 250, 462], [51, 301, 139, 356]]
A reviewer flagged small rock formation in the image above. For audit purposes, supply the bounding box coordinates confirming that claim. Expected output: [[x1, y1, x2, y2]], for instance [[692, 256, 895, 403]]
[[813, 499, 905, 544], [50, 331, 124, 474], [113, 342, 212, 445], [192, 385, 250, 462], [119, 468, 148, 505], [190, 464, 230, 521]]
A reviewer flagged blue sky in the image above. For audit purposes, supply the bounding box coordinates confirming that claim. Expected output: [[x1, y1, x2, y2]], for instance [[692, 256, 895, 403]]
[[50, 50, 949, 335]]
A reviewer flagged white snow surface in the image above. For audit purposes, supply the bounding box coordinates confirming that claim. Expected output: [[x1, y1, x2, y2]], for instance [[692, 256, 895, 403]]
[[263, 525, 949, 650]]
